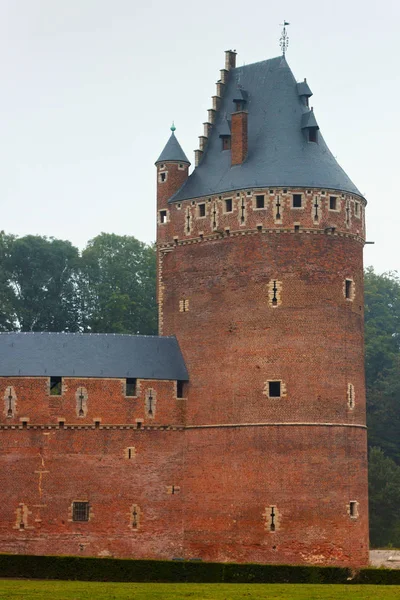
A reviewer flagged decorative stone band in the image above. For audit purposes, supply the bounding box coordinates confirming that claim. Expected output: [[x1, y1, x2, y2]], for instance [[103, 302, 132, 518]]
[[0, 422, 366, 431]]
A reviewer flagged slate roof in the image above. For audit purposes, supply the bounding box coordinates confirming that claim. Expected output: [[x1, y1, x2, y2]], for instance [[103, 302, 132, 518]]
[[170, 56, 361, 202], [0, 333, 189, 380], [156, 131, 190, 165], [301, 110, 319, 129], [297, 80, 313, 97]]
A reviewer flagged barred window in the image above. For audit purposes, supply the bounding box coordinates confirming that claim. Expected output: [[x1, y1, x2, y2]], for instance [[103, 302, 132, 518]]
[[72, 502, 89, 522]]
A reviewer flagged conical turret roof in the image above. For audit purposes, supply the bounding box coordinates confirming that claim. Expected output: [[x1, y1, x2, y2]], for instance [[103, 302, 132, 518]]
[[155, 130, 190, 165], [169, 56, 361, 202]]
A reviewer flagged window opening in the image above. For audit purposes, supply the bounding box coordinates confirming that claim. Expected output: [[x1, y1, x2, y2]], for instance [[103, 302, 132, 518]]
[[348, 384, 355, 410], [78, 388, 85, 417], [269, 381, 281, 397], [58, 420, 65, 428], [345, 279, 352, 299], [270, 506, 276, 531], [177, 380, 184, 398], [225, 198, 232, 213], [272, 281, 278, 306], [294, 225, 300, 232], [329, 196, 337, 210], [240, 198, 245, 223], [126, 378, 137, 397], [346, 201, 350, 225], [159, 210, 167, 224], [198, 203, 206, 217], [136, 421, 142, 430], [349, 501, 358, 518], [50, 376, 62, 396], [160, 172, 166, 182], [94, 420, 100, 429], [309, 129, 318, 143], [256, 195, 265, 209], [222, 137, 231, 150], [275, 196, 281, 220], [314, 197, 319, 220], [128, 448, 134, 459], [292, 194, 302, 208], [132, 505, 139, 529], [355, 202, 360, 216], [147, 390, 154, 417], [212, 202, 217, 229], [186, 208, 191, 233], [72, 502, 89, 522], [22, 420, 28, 429], [7, 387, 13, 417]]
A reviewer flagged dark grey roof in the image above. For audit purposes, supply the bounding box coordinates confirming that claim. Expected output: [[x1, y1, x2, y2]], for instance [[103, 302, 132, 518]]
[[297, 80, 313, 97], [0, 333, 189, 380], [301, 110, 319, 129], [233, 88, 248, 102], [170, 56, 362, 202], [219, 119, 231, 137], [155, 132, 190, 165]]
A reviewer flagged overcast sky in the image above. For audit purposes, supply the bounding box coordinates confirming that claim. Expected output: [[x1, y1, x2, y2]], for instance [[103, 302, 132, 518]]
[[0, 0, 398, 273]]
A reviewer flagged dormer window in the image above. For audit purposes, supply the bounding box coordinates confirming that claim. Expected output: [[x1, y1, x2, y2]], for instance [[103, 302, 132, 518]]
[[222, 137, 231, 150], [309, 129, 318, 143], [235, 101, 245, 112]]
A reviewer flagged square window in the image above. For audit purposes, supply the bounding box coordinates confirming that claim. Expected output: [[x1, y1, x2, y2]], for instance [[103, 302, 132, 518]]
[[256, 195, 265, 209], [330, 196, 337, 210], [50, 376, 62, 396], [198, 203, 206, 217], [268, 381, 281, 398], [72, 502, 89, 522], [126, 378, 137, 397], [292, 194, 302, 208], [225, 199, 233, 212], [159, 210, 167, 224]]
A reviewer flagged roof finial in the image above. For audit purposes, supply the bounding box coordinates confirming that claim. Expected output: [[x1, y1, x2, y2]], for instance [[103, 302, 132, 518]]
[[170, 121, 176, 132], [279, 20, 290, 57]]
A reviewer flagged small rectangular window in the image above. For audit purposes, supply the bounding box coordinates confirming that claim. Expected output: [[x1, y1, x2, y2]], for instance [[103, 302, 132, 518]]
[[72, 502, 89, 522], [50, 376, 62, 396], [159, 210, 167, 224], [269, 381, 281, 398], [198, 203, 206, 217], [309, 129, 318, 143], [225, 198, 233, 212], [177, 380, 185, 398], [349, 501, 358, 518], [222, 137, 231, 150], [330, 196, 337, 210], [126, 378, 137, 397], [355, 202, 360, 216], [292, 194, 302, 208], [345, 279, 352, 299], [160, 172, 167, 182], [255, 195, 265, 209]]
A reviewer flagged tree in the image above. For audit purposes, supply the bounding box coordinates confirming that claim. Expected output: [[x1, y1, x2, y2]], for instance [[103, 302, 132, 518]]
[[6, 235, 81, 332], [80, 233, 157, 335], [0, 231, 16, 331], [369, 447, 400, 547]]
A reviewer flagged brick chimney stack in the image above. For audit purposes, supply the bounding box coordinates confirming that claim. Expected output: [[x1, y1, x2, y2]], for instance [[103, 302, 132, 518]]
[[225, 49, 237, 71]]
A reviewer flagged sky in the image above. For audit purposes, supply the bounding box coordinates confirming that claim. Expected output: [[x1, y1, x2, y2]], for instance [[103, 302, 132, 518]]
[[0, 0, 398, 274]]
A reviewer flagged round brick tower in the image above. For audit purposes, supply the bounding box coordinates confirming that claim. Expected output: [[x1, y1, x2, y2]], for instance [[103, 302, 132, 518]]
[[156, 52, 369, 566]]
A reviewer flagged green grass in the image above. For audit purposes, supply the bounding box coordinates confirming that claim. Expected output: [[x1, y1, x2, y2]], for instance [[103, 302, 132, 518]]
[[0, 581, 400, 600]]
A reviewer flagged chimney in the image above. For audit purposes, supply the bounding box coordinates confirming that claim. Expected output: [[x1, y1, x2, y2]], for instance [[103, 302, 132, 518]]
[[225, 49, 237, 71], [231, 111, 248, 165]]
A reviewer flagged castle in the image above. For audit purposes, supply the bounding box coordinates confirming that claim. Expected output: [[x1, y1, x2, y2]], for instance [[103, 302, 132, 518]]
[[0, 50, 369, 566]]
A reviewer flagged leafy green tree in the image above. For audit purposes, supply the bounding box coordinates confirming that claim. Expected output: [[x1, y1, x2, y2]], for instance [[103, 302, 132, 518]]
[[369, 447, 400, 547], [80, 233, 157, 335], [0, 231, 17, 331], [6, 235, 81, 332]]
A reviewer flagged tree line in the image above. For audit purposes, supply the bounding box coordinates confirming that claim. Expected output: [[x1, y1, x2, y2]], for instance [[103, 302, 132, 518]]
[[1, 231, 399, 547]]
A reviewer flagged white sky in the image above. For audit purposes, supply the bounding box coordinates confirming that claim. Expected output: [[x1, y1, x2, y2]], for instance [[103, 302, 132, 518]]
[[0, 0, 398, 274]]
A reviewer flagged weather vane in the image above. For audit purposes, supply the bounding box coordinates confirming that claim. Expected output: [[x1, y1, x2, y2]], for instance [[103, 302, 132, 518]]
[[279, 20, 290, 57]]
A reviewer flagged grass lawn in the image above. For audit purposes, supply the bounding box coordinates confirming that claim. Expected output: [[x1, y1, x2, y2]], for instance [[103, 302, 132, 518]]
[[0, 581, 400, 600]]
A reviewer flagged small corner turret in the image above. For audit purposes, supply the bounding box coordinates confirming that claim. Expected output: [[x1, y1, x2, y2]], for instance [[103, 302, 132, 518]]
[[155, 125, 190, 226]]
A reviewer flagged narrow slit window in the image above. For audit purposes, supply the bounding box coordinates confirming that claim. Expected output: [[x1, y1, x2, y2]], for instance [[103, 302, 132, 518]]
[[269, 381, 281, 398], [256, 195, 265, 209], [330, 196, 337, 210], [225, 198, 233, 213], [160, 172, 167, 182], [349, 501, 358, 518], [72, 502, 89, 522], [159, 210, 167, 224], [177, 380, 185, 398], [292, 194, 302, 208], [345, 279, 353, 300], [355, 202, 360, 216], [126, 378, 137, 397], [270, 506, 276, 531], [50, 376, 62, 396], [198, 203, 206, 217]]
